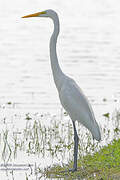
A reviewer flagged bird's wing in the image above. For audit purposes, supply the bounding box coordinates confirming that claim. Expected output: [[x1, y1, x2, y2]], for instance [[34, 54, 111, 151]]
[[59, 77, 96, 129], [59, 76, 101, 141]]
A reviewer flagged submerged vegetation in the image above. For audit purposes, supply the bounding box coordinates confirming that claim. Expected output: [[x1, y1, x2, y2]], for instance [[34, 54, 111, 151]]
[[0, 106, 120, 179]]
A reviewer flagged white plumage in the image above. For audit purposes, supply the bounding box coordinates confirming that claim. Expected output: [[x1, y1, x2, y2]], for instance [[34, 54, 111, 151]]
[[22, 9, 101, 172], [59, 76, 101, 141]]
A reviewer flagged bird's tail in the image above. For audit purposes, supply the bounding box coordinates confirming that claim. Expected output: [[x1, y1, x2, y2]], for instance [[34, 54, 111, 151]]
[[91, 122, 101, 141]]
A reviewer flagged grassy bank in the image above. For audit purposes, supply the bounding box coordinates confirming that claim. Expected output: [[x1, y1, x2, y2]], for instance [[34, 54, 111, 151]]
[[45, 138, 120, 179]]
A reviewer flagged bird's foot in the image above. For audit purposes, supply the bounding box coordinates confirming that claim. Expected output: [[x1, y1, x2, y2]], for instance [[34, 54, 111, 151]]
[[59, 167, 77, 173], [69, 167, 77, 173]]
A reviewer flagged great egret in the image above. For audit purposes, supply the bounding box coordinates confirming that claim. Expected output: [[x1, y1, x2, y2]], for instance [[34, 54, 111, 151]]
[[22, 10, 101, 172]]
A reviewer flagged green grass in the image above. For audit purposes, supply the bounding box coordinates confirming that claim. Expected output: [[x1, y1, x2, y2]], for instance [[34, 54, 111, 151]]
[[44, 138, 120, 179]]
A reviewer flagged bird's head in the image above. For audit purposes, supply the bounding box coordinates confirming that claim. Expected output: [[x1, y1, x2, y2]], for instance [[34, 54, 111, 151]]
[[22, 9, 58, 20]]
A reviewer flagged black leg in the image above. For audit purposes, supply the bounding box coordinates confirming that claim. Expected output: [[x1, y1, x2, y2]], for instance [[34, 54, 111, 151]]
[[69, 121, 79, 172]]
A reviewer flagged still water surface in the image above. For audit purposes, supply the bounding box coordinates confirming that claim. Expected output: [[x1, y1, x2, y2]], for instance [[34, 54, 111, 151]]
[[0, 0, 120, 119]]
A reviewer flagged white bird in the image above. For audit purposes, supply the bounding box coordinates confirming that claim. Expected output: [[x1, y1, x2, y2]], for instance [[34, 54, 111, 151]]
[[22, 10, 101, 172]]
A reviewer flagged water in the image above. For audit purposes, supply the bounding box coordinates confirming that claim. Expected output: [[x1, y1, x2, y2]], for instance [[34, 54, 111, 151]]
[[0, 0, 120, 116], [0, 0, 120, 179]]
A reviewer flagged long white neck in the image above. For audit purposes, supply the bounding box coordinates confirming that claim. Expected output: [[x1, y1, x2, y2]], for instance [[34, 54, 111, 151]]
[[50, 15, 64, 91]]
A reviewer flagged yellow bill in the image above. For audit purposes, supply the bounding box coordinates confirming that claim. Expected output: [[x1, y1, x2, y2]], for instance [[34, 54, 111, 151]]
[[22, 11, 46, 18]]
